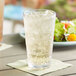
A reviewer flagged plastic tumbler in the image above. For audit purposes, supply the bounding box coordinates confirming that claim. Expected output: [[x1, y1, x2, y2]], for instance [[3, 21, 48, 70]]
[[24, 9, 56, 68]]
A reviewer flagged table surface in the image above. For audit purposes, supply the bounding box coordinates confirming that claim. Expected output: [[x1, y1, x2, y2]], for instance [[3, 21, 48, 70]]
[[0, 34, 76, 76]]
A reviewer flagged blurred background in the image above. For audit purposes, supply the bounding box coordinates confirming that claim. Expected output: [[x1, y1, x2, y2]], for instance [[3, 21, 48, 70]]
[[4, 0, 76, 34]]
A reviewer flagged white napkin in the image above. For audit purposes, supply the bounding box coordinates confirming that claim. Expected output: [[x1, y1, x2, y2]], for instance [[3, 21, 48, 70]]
[[7, 59, 72, 76], [0, 43, 13, 51]]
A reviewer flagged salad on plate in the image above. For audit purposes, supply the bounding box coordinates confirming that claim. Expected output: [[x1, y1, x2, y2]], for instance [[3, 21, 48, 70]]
[[54, 18, 76, 42]]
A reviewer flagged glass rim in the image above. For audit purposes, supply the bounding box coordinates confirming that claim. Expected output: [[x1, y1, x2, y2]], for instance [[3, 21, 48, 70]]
[[24, 8, 56, 16]]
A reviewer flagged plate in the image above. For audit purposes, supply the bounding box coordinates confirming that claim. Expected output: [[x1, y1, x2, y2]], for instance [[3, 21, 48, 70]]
[[19, 30, 76, 46]]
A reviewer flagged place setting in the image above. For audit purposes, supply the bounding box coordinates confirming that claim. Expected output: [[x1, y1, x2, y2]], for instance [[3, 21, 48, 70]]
[[1, 0, 76, 76], [7, 9, 72, 76]]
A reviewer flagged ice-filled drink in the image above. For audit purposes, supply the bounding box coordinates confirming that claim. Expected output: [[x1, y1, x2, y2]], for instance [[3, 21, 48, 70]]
[[24, 9, 56, 68], [0, 0, 4, 43]]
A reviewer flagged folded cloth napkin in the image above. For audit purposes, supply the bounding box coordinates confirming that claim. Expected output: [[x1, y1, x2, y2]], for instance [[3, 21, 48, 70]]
[[7, 59, 72, 76]]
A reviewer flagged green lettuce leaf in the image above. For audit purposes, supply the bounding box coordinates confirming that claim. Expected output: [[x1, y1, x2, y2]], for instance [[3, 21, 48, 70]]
[[54, 23, 65, 41], [55, 17, 59, 23], [67, 25, 76, 34]]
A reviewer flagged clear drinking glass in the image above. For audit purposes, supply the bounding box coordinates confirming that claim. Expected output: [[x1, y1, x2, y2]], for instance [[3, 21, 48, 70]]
[[0, 0, 4, 45], [24, 9, 56, 68]]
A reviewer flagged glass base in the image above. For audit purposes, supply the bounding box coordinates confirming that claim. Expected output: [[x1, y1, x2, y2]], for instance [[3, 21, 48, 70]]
[[28, 62, 51, 69]]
